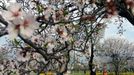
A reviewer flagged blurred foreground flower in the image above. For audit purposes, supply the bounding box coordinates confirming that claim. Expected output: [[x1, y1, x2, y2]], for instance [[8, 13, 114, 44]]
[[20, 13, 39, 37], [2, 3, 22, 21], [1, 3, 39, 39]]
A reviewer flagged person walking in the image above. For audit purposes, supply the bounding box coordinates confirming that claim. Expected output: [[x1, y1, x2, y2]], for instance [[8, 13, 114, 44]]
[[103, 64, 107, 75]]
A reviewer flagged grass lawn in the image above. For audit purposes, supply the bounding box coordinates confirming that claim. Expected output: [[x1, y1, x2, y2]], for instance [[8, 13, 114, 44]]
[[70, 71, 134, 75], [10, 71, 134, 75]]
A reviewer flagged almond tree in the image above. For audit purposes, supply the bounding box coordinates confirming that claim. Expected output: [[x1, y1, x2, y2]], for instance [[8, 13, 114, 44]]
[[0, 0, 134, 75], [98, 38, 134, 75]]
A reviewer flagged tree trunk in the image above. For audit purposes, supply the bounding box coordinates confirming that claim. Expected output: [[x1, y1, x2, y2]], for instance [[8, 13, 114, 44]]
[[56, 72, 64, 75], [89, 42, 96, 75], [115, 71, 119, 75], [115, 65, 120, 75], [57, 62, 67, 75], [88, 21, 96, 75], [57, 51, 70, 75]]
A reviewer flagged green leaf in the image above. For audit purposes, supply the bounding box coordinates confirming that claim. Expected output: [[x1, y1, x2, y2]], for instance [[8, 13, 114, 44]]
[[63, 10, 68, 16], [13, 39, 20, 46], [69, 37, 74, 44], [43, 43, 48, 48], [37, 5, 44, 13]]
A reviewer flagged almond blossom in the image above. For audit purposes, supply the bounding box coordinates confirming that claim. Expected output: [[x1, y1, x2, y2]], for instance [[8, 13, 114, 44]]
[[56, 27, 69, 43], [31, 35, 42, 43], [6, 14, 39, 39], [125, 0, 134, 15], [7, 19, 21, 39], [44, 5, 56, 21], [17, 51, 31, 62], [125, 0, 134, 9], [2, 3, 23, 21], [1, 3, 39, 39], [20, 13, 39, 37]]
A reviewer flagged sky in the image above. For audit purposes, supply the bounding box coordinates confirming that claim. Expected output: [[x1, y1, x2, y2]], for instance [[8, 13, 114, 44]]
[[104, 17, 134, 42], [0, 35, 8, 46]]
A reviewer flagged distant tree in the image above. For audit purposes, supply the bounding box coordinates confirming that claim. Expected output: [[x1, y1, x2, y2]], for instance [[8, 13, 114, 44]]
[[99, 38, 134, 75]]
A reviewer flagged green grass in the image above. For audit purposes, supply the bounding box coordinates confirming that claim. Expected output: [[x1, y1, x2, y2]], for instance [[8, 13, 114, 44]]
[[71, 71, 84, 75], [70, 71, 134, 75]]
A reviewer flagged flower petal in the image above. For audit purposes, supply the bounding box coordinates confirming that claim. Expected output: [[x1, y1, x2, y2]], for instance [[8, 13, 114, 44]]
[[2, 10, 14, 20], [23, 13, 39, 29], [132, 7, 134, 15], [7, 24, 18, 40], [20, 26, 34, 37], [7, 3, 21, 12]]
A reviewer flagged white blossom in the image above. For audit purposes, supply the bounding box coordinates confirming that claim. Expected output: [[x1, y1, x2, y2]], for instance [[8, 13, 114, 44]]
[[31, 35, 41, 43], [7, 21, 20, 39], [6, 11, 39, 39], [2, 3, 39, 39], [44, 5, 55, 20], [32, 53, 40, 60], [20, 13, 39, 37], [107, 0, 111, 2], [16, 51, 30, 62], [2, 3, 22, 20], [0, 65, 4, 71]]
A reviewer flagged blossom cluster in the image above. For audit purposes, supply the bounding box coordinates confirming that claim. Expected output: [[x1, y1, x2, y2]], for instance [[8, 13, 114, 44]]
[[125, 0, 134, 15], [1, 3, 39, 39]]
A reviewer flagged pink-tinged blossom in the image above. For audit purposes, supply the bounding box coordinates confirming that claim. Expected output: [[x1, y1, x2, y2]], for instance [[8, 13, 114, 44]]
[[6, 13, 39, 39], [44, 5, 56, 21], [47, 41, 55, 53], [32, 53, 40, 59], [132, 7, 134, 15], [107, 0, 111, 2], [3, 5, 40, 41], [17, 51, 31, 62], [2, 3, 39, 39], [2, 3, 22, 20], [32, 53, 42, 61], [31, 35, 41, 43], [7, 19, 21, 39], [7, 24, 19, 40], [20, 13, 39, 37], [56, 27, 69, 43], [125, 0, 134, 9]]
